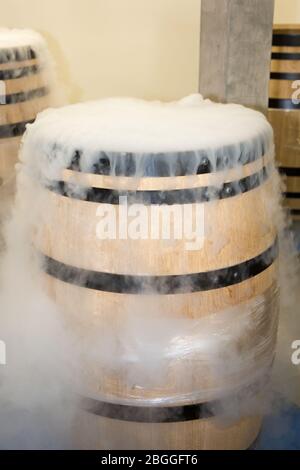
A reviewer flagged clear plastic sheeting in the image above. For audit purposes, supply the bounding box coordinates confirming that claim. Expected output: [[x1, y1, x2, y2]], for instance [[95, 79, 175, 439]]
[[77, 284, 279, 406]]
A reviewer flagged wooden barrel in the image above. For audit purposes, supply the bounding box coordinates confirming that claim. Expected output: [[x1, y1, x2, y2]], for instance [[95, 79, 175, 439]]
[[0, 33, 54, 191], [269, 25, 300, 220], [25, 99, 279, 450]]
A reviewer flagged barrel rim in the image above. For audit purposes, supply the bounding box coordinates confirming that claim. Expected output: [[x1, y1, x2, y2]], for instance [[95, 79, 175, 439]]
[[58, 135, 271, 178]]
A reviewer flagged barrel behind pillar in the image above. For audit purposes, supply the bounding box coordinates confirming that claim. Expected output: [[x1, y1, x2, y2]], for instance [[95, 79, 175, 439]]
[[269, 25, 300, 220]]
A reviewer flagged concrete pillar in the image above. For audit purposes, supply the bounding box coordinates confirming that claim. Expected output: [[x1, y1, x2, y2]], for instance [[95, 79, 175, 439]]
[[199, 0, 275, 113]]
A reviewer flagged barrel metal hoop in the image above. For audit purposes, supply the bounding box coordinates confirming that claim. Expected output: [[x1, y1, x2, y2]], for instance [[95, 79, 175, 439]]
[[0, 119, 35, 139], [79, 372, 273, 423], [0, 86, 49, 105], [273, 34, 300, 47], [270, 71, 300, 80], [268, 98, 300, 110], [271, 52, 300, 60], [41, 238, 278, 295], [283, 192, 300, 199], [64, 140, 269, 177], [81, 397, 214, 423], [0, 64, 40, 81], [48, 165, 270, 206], [279, 167, 300, 177]]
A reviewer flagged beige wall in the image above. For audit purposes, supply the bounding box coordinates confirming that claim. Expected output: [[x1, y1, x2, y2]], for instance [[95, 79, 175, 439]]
[[274, 0, 300, 24], [0, 0, 298, 104], [1, 0, 200, 103]]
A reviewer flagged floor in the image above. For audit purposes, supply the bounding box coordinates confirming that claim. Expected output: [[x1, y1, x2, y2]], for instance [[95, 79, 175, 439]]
[[255, 401, 300, 450]]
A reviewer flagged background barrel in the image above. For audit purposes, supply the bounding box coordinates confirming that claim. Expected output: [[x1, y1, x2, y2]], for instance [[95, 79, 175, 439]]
[[0, 35, 55, 223], [269, 25, 300, 220], [35, 137, 279, 450]]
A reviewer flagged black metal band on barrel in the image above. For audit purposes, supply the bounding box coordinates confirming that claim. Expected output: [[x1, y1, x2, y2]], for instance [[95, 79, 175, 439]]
[[0, 46, 36, 64], [42, 239, 278, 295], [0, 64, 40, 81], [271, 52, 300, 60], [284, 192, 300, 199], [80, 371, 272, 423], [270, 72, 300, 80], [81, 397, 213, 423], [269, 98, 300, 110], [273, 34, 300, 47], [0, 86, 49, 105], [66, 137, 269, 178], [291, 209, 300, 216], [0, 119, 34, 139], [49, 166, 269, 206], [279, 167, 300, 177]]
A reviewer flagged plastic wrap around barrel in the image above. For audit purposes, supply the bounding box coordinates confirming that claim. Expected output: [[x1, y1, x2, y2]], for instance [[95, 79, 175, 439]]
[[269, 25, 300, 221], [0, 33, 53, 189], [25, 99, 279, 450]]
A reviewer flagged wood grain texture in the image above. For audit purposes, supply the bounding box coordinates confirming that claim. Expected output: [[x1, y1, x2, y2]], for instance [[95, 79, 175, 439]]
[[269, 79, 296, 99], [0, 58, 37, 71], [273, 24, 300, 33], [0, 136, 21, 183], [4, 72, 48, 95], [73, 412, 262, 450], [271, 59, 300, 74], [272, 46, 300, 53], [284, 198, 300, 210], [38, 178, 277, 275]]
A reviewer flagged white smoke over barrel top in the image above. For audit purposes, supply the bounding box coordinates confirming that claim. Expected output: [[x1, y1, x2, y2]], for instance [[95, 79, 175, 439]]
[[0, 94, 297, 449], [0, 28, 64, 103]]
